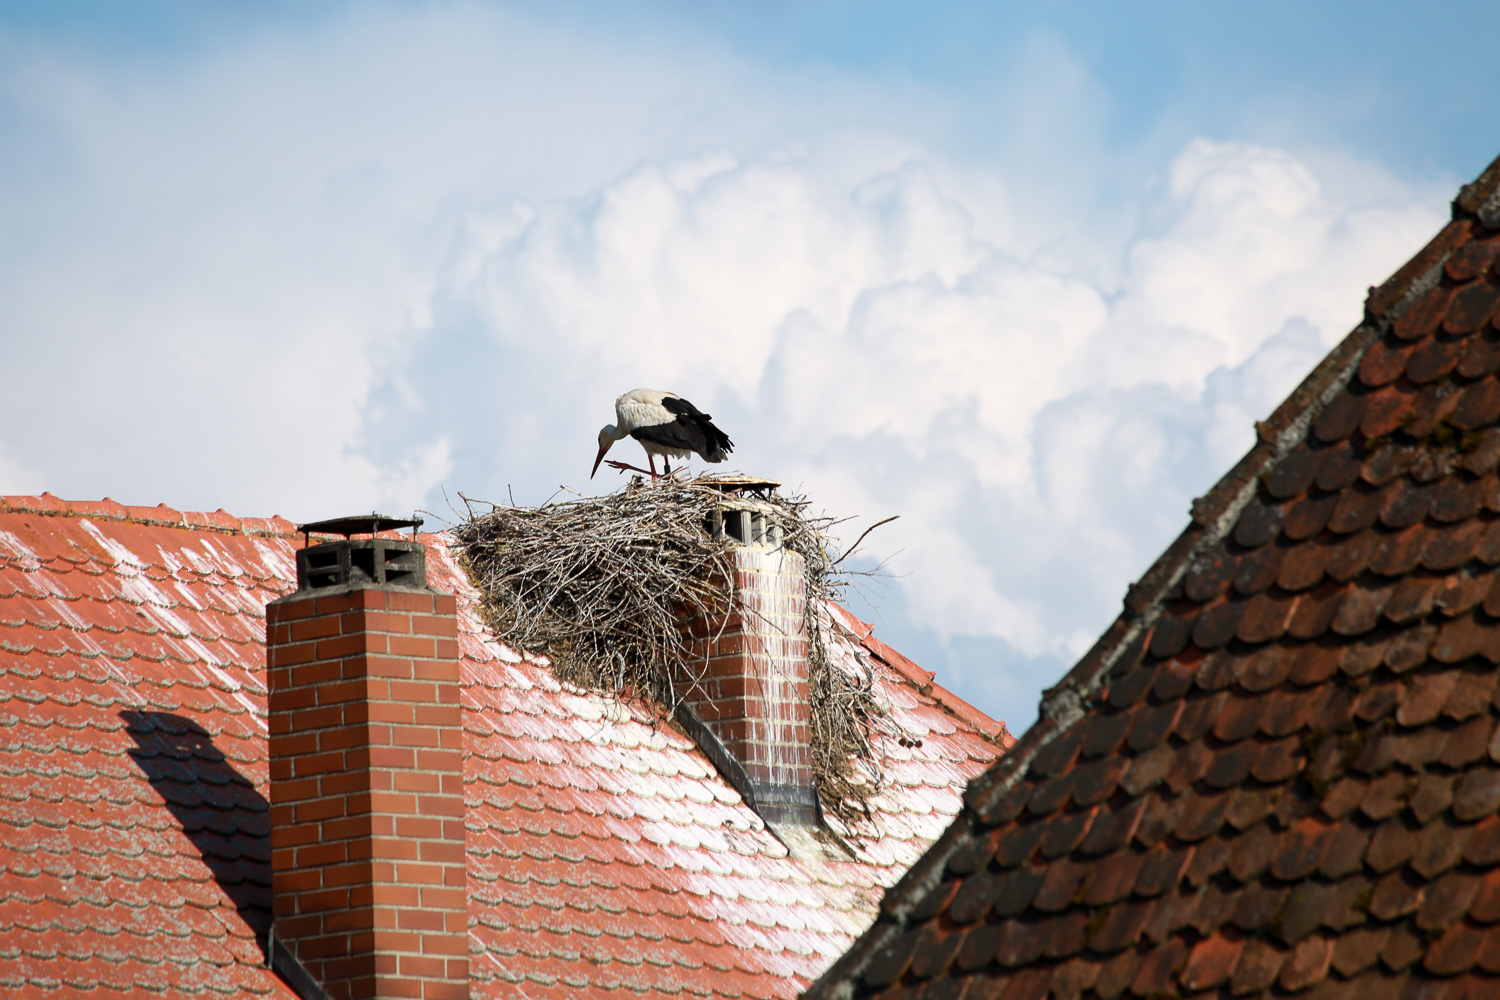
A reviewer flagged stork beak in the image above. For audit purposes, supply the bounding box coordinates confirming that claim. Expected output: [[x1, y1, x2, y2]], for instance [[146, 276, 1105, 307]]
[[591, 445, 608, 479]]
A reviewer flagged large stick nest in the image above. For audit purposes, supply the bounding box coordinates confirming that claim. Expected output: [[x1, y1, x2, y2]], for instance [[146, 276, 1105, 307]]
[[451, 476, 885, 826]]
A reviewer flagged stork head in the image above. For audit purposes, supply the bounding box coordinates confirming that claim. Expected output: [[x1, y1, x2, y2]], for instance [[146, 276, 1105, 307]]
[[591, 425, 617, 479]]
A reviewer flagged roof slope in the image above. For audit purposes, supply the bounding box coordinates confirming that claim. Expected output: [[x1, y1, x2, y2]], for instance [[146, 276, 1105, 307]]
[[0, 496, 1008, 998], [808, 155, 1500, 1000]]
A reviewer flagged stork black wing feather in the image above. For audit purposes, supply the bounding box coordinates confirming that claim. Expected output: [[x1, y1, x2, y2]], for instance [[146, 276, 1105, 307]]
[[695, 415, 733, 462], [660, 395, 710, 420], [631, 409, 734, 464], [630, 420, 700, 452]]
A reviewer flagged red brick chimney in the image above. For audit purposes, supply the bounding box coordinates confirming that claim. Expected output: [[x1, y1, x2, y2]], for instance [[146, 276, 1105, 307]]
[[678, 499, 818, 827], [265, 517, 467, 1000]]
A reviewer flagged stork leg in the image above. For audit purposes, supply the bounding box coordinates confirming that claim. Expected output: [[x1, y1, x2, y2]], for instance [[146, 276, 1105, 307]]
[[603, 459, 656, 477]]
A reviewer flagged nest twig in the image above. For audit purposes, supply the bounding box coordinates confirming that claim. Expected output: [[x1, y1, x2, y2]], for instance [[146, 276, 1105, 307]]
[[451, 475, 885, 827]]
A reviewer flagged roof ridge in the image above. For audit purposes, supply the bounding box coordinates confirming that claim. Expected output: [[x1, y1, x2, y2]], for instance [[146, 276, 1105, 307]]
[[804, 152, 1500, 999], [823, 604, 1012, 746], [1454, 153, 1500, 231], [0, 494, 300, 539], [866, 629, 1013, 747], [0, 494, 455, 547]]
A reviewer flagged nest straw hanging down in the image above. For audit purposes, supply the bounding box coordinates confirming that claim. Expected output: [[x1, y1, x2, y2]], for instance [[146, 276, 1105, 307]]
[[451, 476, 886, 826]]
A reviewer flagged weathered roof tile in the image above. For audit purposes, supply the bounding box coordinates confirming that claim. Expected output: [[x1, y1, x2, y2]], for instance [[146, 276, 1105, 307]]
[[0, 501, 1007, 999]]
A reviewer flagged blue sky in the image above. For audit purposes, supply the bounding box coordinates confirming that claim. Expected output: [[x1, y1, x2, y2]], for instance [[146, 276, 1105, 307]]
[[7, 1, 1496, 174], [2, 1, 1497, 733]]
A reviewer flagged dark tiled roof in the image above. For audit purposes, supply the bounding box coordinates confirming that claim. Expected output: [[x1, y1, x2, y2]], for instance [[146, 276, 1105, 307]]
[[809, 156, 1500, 1000], [0, 496, 1007, 998]]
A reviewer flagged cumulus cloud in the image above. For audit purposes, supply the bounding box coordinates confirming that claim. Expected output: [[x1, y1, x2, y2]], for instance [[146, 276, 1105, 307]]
[[0, 4, 1448, 727], [0, 3, 821, 517], [396, 138, 1443, 725]]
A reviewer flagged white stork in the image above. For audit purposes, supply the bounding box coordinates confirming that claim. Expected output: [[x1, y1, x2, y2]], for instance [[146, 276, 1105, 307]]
[[592, 388, 734, 480]]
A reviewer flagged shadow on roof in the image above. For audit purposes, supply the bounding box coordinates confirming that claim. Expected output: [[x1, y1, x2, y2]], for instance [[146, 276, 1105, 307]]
[[121, 710, 273, 954]]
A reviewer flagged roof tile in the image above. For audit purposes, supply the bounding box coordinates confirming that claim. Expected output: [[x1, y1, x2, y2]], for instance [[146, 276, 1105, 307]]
[[1316, 392, 1367, 443], [1125, 701, 1181, 752], [1327, 527, 1383, 580], [1173, 688, 1225, 741], [1454, 971, 1500, 999], [1440, 716, 1493, 769], [1087, 899, 1151, 954], [1235, 545, 1286, 596], [989, 868, 1043, 920], [1362, 338, 1417, 387], [1408, 337, 1468, 384], [1279, 935, 1334, 992], [1417, 872, 1480, 932], [1180, 930, 1242, 991], [1125, 937, 1186, 995], [1280, 543, 1333, 591], [1087, 947, 1137, 997], [1479, 929, 1500, 974], [1428, 569, 1488, 617], [1368, 870, 1424, 921], [1146, 612, 1193, 660], [1076, 797, 1147, 857], [1236, 497, 1289, 549], [1380, 924, 1427, 972], [1363, 385, 1421, 438], [1424, 923, 1485, 977], [1230, 936, 1285, 994], [1444, 283, 1500, 335], [1268, 449, 1323, 499], [1399, 673, 1463, 727], [1317, 441, 1365, 491], [1038, 809, 1098, 863], [951, 922, 1003, 974], [1382, 482, 1439, 530], [1409, 384, 1465, 438], [1184, 545, 1237, 602], [991, 918, 1048, 968], [1445, 239, 1497, 282], [1410, 821, 1470, 879], [1458, 334, 1500, 380], [1200, 695, 1260, 749], [1196, 597, 1249, 648], [1331, 926, 1389, 979], [1162, 741, 1213, 795], [1233, 591, 1292, 644]]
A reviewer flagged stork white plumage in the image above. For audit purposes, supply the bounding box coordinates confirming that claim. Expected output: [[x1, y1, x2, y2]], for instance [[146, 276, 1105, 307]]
[[592, 388, 735, 480]]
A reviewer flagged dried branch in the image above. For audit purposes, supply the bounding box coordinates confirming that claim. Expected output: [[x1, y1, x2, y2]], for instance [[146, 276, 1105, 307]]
[[833, 515, 900, 567]]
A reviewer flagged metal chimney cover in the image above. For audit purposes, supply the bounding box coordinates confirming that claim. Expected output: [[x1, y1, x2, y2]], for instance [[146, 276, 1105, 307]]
[[296, 513, 423, 538]]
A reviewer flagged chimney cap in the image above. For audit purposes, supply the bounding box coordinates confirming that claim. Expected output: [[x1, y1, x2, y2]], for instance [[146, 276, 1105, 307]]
[[699, 474, 781, 497], [297, 513, 423, 539]]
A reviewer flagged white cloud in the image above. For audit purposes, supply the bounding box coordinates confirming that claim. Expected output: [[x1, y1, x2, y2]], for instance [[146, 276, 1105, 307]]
[[0, 4, 1450, 729], [412, 138, 1443, 725]]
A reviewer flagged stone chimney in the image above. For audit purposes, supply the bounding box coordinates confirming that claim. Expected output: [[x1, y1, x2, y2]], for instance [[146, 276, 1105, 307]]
[[265, 516, 468, 1000], [676, 487, 818, 827]]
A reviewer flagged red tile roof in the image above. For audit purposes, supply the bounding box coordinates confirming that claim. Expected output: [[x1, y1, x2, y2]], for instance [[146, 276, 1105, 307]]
[[808, 155, 1500, 1000], [0, 495, 1009, 998]]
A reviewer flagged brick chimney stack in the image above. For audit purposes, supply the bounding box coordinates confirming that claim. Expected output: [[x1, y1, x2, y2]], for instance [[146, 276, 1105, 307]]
[[265, 517, 468, 1000], [677, 496, 818, 827]]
